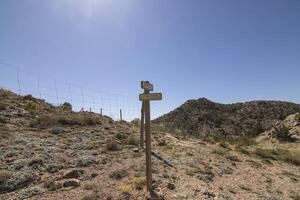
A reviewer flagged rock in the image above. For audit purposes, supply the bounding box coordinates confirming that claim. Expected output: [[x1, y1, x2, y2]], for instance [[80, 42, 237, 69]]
[[18, 186, 46, 200], [46, 164, 64, 173], [63, 169, 84, 179], [166, 183, 175, 190], [62, 179, 80, 188], [44, 181, 63, 191], [91, 172, 98, 178], [51, 127, 65, 135], [147, 190, 165, 200], [28, 157, 44, 167], [132, 148, 139, 153], [196, 174, 213, 183]]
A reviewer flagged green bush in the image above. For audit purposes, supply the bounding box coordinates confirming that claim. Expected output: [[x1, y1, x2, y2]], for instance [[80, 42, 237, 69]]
[[295, 113, 300, 122], [61, 102, 72, 111], [114, 132, 127, 140], [255, 148, 300, 166], [273, 124, 294, 142]]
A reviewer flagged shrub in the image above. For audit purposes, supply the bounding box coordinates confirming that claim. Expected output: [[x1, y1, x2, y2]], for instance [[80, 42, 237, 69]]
[[0, 171, 11, 183], [83, 183, 97, 191], [81, 192, 100, 200], [25, 101, 39, 113], [255, 148, 300, 166], [30, 115, 57, 127], [61, 102, 72, 111], [0, 102, 6, 111], [114, 132, 127, 140], [106, 140, 119, 151], [158, 140, 167, 146], [127, 135, 137, 146], [118, 183, 131, 193], [219, 142, 230, 149], [273, 124, 294, 142], [295, 113, 300, 122], [132, 176, 146, 190], [110, 169, 128, 180]]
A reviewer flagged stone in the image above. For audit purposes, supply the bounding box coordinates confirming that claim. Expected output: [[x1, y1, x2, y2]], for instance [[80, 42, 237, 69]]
[[132, 148, 139, 153], [62, 179, 80, 188], [51, 127, 65, 135], [18, 187, 46, 200], [167, 183, 175, 190], [62, 169, 84, 179]]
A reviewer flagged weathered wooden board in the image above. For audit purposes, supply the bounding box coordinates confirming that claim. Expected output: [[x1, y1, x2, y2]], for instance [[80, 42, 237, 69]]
[[139, 93, 162, 101], [141, 81, 153, 91]]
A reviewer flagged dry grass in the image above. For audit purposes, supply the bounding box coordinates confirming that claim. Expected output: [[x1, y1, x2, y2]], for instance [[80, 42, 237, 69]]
[[31, 112, 102, 128], [106, 140, 119, 151], [0, 171, 11, 183], [110, 169, 128, 180], [0, 102, 7, 111], [255, 148, 300, 166]]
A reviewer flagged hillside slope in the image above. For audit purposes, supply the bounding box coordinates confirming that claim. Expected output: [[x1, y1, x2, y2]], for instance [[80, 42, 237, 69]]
[[0, 89, 299, 200], [154, 98, 300, 137]]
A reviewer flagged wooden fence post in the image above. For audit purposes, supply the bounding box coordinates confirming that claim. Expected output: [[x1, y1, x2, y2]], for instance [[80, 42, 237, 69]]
[[140, 102, 145, 148], [139, 81, 162, 192], [120, 109, 122, 121], [144, 90, 152, 191]]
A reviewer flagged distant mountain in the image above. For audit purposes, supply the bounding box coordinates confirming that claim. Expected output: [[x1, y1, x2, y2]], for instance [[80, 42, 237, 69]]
[[153, 98, 300, 138]]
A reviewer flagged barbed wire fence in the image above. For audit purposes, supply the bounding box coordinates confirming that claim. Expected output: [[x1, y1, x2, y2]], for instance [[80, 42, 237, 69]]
[[0, 62, 147, 121]]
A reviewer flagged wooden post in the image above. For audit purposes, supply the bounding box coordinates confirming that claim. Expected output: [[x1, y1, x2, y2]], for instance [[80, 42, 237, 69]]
[[144, 90, 152, 191], [120, 109, 122, 121], [140, 102, 145, 148], [139, 81, 162, 192], [100, 108, 102, 116], [90, 107, 92, 112]]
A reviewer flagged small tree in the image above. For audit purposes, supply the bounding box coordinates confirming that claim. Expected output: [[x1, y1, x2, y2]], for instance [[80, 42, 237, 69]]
[[61, 102, 72, 111]]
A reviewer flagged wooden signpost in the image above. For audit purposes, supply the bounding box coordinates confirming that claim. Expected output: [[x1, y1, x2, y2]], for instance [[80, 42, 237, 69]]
[[139, 81, 162, 191]]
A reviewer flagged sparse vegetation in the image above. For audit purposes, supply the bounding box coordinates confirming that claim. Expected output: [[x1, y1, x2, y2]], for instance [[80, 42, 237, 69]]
[[158, 139, 167, 146], [0, 171, 11, 183], [238, 184, 252, 192], [295, 113, 300, 122], [110, 169, 128, 180], [25, 101, 39, 113], [273, 124, 294, 142], [127, 135, 137, 145], [118, 183, 131, 193], [31, 112, 102, 127], [0, 102, 7, 111], [81, 192, 100, 200], [132, 176, 146, 190], [83, 183, 98, 191], [255, 148, 300, 166], [114, 132, 127, 140], [106, 140, 119, 151]]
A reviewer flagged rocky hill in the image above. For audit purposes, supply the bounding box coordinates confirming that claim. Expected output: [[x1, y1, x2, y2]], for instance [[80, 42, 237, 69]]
[[1, 89, 299, 200], [154, 98, 300, 138]]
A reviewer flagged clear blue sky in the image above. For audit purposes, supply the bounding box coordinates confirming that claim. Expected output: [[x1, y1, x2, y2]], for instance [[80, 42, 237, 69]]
[[1, 0, 300, 117]]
